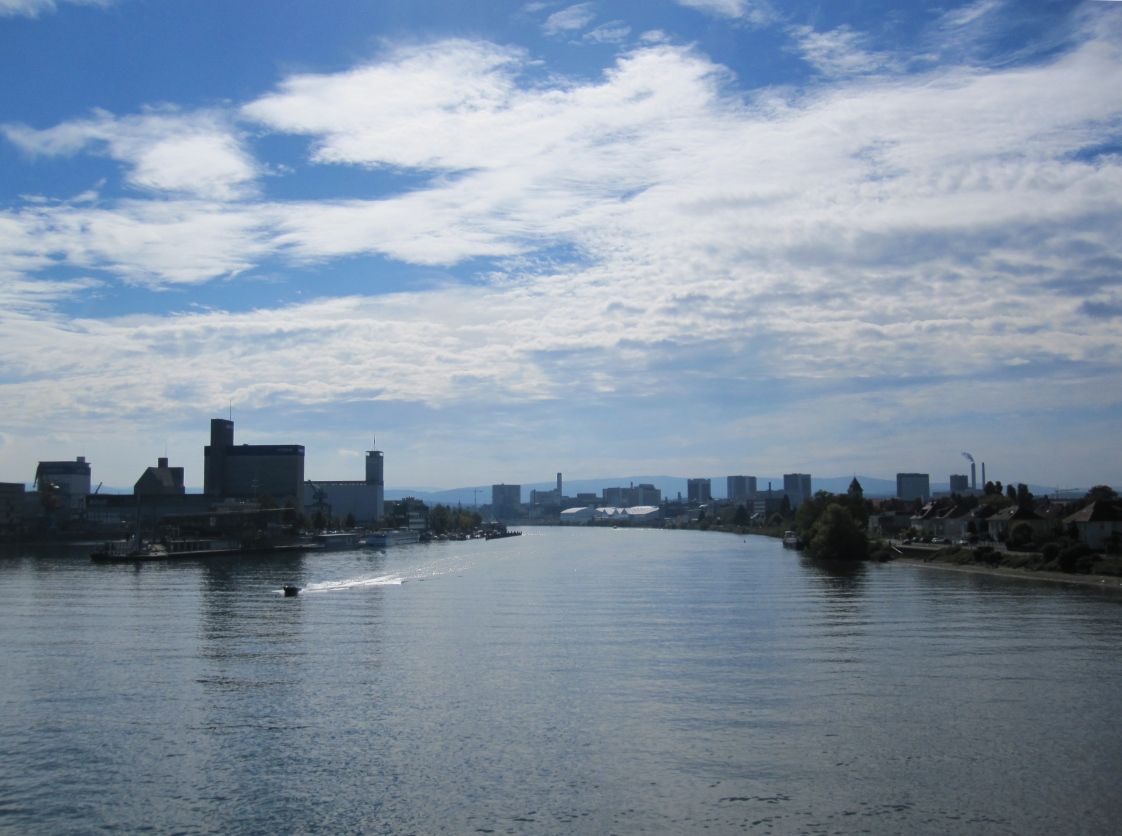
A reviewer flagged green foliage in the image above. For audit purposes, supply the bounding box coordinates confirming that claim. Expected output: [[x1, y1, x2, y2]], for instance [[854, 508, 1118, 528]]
[[972, 545, 1002, 566], [806, 503, 868, 561], [427, 504, 482, 534], [1058, 543, 1093, 573], [1008, 522, 1034, 548]]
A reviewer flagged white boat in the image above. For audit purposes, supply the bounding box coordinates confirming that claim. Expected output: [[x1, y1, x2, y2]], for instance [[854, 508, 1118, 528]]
[[314, 531, 364, 550], [782, 530, 799, 548], [364, 529, 421, 547]]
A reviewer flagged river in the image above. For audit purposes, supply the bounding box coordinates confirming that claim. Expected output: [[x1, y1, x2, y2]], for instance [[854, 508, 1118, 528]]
[[1, 527, 1120, 834]]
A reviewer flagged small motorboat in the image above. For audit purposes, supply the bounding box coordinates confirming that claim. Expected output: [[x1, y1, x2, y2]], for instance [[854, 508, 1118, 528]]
[[282, 585, 300, 597]]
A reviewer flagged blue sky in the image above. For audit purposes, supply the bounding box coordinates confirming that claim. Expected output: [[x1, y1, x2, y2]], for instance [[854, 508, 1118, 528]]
[[1, 0, 1120, 492]]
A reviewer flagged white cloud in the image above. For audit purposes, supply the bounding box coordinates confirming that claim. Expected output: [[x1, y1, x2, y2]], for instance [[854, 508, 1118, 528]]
[[584, 21, 631, 44], [0, 199, 273, 287], [673, 0, 772, 23], [542, 2, 596, 36], [3, 25, 1122, 486], [790, 24, 895, 76], [3, 109, 258, 201], [941, 0, 1003, 29], [0, 0, 111, 17]]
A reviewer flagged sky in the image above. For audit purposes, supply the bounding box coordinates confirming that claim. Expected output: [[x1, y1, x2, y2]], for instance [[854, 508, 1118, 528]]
[[1, 0, 1120, 493]]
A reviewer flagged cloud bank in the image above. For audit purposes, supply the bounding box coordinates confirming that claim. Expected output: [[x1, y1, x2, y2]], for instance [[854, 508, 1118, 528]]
[[2, 9, 1121, 485]]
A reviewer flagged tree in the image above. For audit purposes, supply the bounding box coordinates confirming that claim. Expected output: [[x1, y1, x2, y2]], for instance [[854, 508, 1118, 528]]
[[806, 503, 869, 561], [1009, 522, 1034, 548], [795, 491, 832, 539], [733, 504, 750, 527], [1006, 484, 1017, 502], [429, 504, 451, 534]]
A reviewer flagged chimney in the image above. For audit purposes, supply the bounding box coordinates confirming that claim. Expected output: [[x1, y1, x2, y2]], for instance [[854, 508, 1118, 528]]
[[158, 457, 169, 469]]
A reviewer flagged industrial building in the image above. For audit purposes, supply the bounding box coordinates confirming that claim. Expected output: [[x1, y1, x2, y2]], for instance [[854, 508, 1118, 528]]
[[135, 457, 185, 496], [34, 457, 91, 513], [203, 418, 304, 508], [304, 446, 385, 524]]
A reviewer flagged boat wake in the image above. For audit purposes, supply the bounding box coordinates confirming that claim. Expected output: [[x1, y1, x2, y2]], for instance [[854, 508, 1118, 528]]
[[286, 574, 406, 594], [278, 551, 478, 596]]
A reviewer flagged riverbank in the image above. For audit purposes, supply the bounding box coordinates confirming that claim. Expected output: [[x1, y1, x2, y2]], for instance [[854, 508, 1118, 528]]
[[888, 554, 1122, 590]]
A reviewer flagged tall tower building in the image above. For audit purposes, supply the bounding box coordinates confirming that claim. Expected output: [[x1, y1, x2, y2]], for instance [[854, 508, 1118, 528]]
[[687, 478, 712, 504], [896, 473, 931, 502], [366, 443, 385, 521], [783, 473, 812, 508], [727, 475, 757, 503]]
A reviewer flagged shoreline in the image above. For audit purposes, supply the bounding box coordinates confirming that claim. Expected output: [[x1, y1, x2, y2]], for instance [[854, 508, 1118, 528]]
[[887, 555, 1122, 590]]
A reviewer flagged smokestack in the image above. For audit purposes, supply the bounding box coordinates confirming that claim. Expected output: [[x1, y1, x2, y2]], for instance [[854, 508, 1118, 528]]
[[971, 463, 976, 490], [556, 472, 562, 496], [982, 462, 986, 487]]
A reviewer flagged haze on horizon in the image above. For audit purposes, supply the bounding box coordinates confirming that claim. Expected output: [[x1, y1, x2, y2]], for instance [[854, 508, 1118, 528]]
[[1, 0, 1120, 493]]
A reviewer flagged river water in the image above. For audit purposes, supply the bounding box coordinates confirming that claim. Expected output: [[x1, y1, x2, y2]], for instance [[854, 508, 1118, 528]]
[[1, 527, 1120, 834]]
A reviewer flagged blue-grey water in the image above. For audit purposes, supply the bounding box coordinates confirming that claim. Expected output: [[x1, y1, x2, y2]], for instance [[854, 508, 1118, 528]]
[[1, 527, 1120, 834]]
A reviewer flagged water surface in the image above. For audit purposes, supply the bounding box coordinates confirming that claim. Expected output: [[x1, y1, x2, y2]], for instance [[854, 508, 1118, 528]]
[[1, 528, 1120, 834]]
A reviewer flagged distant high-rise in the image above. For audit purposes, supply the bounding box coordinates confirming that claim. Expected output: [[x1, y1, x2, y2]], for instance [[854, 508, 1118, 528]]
[[687, 478, 712, 505], [783, 473, 811, 509], [727, 475, 757, 503], [896, 473, 931, 502], [491, 484, 522, 520], [949, 474, 969, 494]]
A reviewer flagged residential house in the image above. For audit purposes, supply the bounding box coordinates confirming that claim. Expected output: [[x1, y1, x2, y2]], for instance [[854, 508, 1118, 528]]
[[1064, 501, 1122, 551]]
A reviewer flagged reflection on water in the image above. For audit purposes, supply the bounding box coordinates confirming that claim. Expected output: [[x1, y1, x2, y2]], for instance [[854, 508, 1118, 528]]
[[0, 531, 1120, 834]]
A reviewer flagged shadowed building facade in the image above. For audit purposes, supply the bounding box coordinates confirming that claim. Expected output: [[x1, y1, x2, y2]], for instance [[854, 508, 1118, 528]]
[[204, 419, 304, 509]]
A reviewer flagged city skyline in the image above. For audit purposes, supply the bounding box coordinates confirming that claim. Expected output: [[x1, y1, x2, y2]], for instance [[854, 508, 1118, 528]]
[[2, 1, 1121, 490]]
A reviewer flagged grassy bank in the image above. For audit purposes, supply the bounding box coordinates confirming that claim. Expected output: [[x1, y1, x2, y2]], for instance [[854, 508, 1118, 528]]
[[888, 543, 1122, 589]]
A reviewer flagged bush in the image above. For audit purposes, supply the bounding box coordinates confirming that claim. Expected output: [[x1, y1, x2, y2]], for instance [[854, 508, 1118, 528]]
[[1075, 554, 1097, 574], [972, 545, 1002, 566], [1094, 555, 1122, 576], [1059, 543, 1093, 573], [1041, 542, 1060, 562]]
